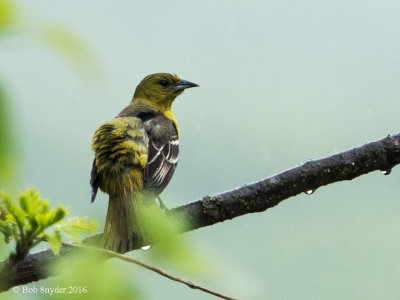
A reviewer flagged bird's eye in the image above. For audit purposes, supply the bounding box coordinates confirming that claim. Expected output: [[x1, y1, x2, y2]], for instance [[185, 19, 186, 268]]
[[158, 79, 170, 88]]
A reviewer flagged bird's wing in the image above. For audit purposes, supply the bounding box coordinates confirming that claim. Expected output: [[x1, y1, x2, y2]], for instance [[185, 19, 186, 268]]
[[143, 131, 179, 195], [90, 117, 149, 201]]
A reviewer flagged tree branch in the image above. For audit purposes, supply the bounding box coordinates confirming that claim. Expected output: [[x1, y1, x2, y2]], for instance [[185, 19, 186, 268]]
[[1, 132, 400, 292]]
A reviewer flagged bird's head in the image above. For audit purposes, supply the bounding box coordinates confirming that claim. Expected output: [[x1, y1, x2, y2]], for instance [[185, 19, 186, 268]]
[[133, 73, 198, 111]]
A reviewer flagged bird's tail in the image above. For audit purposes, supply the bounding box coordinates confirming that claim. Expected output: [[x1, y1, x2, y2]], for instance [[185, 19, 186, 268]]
[[103, 193, 142, 253]]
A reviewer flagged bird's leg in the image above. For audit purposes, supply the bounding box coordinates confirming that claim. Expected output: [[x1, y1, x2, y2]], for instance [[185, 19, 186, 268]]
[[157, 196, 169, 211]]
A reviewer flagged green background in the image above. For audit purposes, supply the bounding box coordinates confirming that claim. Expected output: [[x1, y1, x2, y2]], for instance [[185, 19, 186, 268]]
[[1, 0, 400, 299]]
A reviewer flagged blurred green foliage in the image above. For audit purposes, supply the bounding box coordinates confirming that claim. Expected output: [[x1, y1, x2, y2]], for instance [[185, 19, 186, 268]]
[[0, 0, 97, 187], [37, 24, 97, 78], [0, 85, 17, 186], [0, 0, 18, 187], [0, 188, 98, 260], [0, 0, 16, 33], [138, 205, 209, 275], [45, 252, 141, 300], [1, 0, 97, 76]]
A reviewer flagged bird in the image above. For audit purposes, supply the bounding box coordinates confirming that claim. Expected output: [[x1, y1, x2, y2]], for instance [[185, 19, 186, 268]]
[[90, 73, 198, 253]]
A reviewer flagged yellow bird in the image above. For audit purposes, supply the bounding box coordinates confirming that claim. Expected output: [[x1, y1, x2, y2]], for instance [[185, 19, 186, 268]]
[[90, 73, 198, 253]]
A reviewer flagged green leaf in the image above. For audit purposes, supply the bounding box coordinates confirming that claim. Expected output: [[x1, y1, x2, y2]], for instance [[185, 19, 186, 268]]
[[65, 216, 98, 234], [51, 205, 67, 224], [45, 230, 62, 254], [58, 217, 98, 244], [18, 193, 32, 215], [3, 196, 26, 227], [38, 205, 68, 228], [27, 214, 38, 231], [35, 198, 50, 215], [0, 219, 12, 243], [35, 213, 50, 229], [59, 226, 81, 244]]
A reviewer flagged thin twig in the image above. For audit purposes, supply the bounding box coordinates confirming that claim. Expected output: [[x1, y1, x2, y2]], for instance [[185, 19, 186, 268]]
[[62, 242, 240, 300]]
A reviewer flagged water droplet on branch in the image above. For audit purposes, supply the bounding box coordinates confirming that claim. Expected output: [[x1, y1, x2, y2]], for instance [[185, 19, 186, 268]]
[[381, 169, 392, 175], [141, 245, 151, 251]]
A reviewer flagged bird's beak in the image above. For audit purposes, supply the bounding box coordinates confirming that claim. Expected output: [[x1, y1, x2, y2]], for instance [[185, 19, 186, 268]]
[[175, 79, 199, 92]]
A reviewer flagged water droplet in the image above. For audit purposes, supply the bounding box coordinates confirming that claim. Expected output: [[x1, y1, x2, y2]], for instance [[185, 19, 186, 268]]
[[381, 169, 392, 175], [141, 245, 151, 251], [305, 190, 314, 195]]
